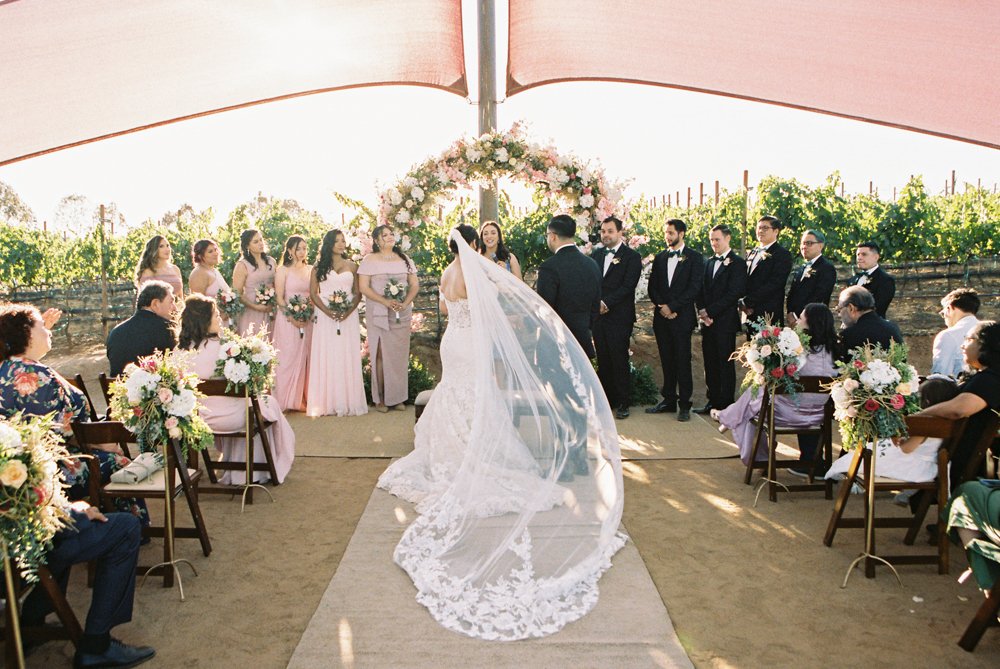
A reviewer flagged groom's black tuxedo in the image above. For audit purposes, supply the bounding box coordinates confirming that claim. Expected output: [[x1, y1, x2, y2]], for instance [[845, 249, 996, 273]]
[[697, 249, 746, 409], [537, 244, 603, 358], [591, 243, 642, 408], [741, 242, 793, 332]]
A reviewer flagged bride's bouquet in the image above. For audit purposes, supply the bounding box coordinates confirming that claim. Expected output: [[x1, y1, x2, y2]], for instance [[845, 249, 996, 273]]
[[0, 413, 73, 581], [828, 342, 920, 449], [733, 319, 810, 398], [282, 295, 315, 338], [215, 329, 276, 395], [327, 290, 351, 335], [215, 287, 245, 325], [383, 278, 406, 323], [109, 350, 214, 456]]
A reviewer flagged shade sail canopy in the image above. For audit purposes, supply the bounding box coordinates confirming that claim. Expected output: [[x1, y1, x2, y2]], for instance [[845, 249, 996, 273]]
[[507, 0, 1000, 149], [0, 0, 467, 166]]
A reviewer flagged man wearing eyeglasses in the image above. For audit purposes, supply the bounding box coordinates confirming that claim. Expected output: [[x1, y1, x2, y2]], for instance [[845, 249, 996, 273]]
[[837, 286, 903, 360], [931, 288, 981, 378], [847, 241, 895, 318], [785, 230, 837, 327], [738, 215, 792, 336]]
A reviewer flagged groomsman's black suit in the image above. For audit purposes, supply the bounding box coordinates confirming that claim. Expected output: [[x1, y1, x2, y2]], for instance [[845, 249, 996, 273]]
[[741, 242, 793, 332], [648, 245, 705, 409], [786, 254, 837, 316], [847, 266, 896, 318], [697, 250, 747, 410], [537, 244, 603, 358], [592, 243, 642, 410]]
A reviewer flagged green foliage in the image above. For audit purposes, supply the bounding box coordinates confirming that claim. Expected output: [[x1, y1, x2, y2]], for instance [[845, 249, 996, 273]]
[[628, 361, 660, 407], [361, 352, 437, 404]]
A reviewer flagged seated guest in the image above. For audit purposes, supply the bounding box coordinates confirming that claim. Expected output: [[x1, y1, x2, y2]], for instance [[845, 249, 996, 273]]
[[177, 295, 294, 483], [836, 285, 903, 360], [785, 229, 836, 327], [106, 280, 177, 378], [0, 304, 148, 524], [717, 303, 838, 466], [21, 501, 155, 668], [136, 234, 183, 299], [847, 241, 895, 318], [931, 288, 981, 378], [946, 479, 1000, 593]]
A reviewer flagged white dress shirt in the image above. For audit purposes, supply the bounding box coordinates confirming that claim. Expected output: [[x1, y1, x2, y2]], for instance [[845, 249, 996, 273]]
[[749, 242, 774, 274], [931, 314, 980, 377], [603, 243, 622, 276], [666, 244, 685, 285]]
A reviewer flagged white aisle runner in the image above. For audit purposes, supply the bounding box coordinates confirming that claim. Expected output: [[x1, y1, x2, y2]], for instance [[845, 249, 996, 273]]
[[288, 486, 693, 669]]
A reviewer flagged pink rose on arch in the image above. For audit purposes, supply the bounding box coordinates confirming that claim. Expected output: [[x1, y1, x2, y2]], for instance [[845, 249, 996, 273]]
[[889, 394, 906, 410], [583, 186, 592, 194]]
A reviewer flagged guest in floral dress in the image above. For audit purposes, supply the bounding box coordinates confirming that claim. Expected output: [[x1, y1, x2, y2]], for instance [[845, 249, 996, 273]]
[[0, 304, 148, 525]]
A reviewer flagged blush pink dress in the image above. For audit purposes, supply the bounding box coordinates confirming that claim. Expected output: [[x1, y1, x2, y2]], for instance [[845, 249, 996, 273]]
[[189, 338, 295, 484], [139, 267, 184, 298], [235, 257, 276, 340], [306, 269, 368, 417], [357, 255, 416, 406], [273, 266, 313, 412]]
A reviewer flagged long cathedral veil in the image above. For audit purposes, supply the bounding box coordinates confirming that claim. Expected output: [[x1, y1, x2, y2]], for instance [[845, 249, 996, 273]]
[[391, 228, 626, 640]]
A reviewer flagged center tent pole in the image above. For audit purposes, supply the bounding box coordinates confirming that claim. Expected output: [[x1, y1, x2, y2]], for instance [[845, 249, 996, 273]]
[[477, 0, 498, 224]]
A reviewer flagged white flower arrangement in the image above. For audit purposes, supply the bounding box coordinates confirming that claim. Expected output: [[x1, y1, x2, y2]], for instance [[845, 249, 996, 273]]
[[214, 330, 276, 395]]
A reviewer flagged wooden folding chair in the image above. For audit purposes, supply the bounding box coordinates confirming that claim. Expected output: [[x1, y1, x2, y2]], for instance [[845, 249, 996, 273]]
[[197, 380, 279, 504], [65, 374, 100, 422], [959, 580, 1000, 651], [2, 565, 83, 665], [823, 415, 968, 577], [743, 375, 835, 503], [70, 420, 211, 587]]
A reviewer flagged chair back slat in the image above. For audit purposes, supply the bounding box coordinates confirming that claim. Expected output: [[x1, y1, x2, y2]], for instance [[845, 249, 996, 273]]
[[198, 379, 248, 398], [66, 374, 99, 422], [97, 373, 113, 407], [904, 415, 965, 441], [71, 420, 135, 448], [773, 375, 834, 395]]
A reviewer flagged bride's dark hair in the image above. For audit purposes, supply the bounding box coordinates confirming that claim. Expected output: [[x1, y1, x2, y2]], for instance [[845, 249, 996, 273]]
[[449, 224, 480, 254]]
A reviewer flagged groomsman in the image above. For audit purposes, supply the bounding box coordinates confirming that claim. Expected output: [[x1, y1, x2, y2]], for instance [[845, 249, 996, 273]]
[[695, 225, 746, 414], [591, 216, 642, 419], [739, 215, 793, 333], [646, 219, 705, 422], [785, 229, 837, 326], [847, 241, 895, 318]]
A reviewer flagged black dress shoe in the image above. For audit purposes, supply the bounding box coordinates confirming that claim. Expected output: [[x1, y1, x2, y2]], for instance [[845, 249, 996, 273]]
[[74, 639, 155, 669], [615, 406, 630, 419], [645, 399, 677, 414], [677, 408, 691, 422], [692, 403, 713, 415]]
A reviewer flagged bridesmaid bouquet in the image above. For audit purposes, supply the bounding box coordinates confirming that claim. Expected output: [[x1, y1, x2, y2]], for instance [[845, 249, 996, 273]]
[[255, 283, 278, 319], [383, 278, 406, 323], [327, 290, 352, 335], [828, 342, 920, 449], [283, 295, 315, 338], [215, 330, 276, 395], [0, 413, 72, 581], [108, 350, 214, 457], [733, 319, 810, 398], [216, 287, 245, 325]]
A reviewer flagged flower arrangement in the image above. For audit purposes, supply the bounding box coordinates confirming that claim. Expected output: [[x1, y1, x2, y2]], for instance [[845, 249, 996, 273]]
[[0, 413, 72, 581], [828, 342, 920, 449], [327, 290, 352, 335], [283, 295, 315, 338], [108, 351, 214, 456], [215, 287, 245, 324], [215, 330, 276, 395], [383, 278, 406, 323], [254, 284, 277, 311], [733, 320, 810, 397]]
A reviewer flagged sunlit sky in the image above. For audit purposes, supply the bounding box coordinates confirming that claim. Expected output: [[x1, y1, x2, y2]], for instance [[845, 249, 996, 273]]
[[2, 2, 999, 231]]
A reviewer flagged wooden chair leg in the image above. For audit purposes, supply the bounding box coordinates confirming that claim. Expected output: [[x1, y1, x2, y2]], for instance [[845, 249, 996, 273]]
[[259, 428, 279, 484], [173, 442, 212, 557], [744, 409, 767, 486], [37, 566, 82, 644], [201, 448, 219, 484], [959, 584, 1000, 652], [905, 482, 936, 546], [861, 449, 877, 578], [824, 448, 863, 546], [937, 449, 949, 574]]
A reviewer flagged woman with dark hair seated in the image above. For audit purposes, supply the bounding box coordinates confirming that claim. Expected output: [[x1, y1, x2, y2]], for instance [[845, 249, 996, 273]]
[[0, 303, 149, 524], [716, 303, 839, 466]]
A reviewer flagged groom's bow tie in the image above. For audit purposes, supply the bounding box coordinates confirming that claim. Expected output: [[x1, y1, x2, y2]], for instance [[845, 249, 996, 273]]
[[713, 254, 726, 262], [666, 250, 681, 258]]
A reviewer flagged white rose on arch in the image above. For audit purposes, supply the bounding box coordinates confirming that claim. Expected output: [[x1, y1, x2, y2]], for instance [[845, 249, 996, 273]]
[[388, 188, 403, 206], [411, 186, 425, 202], [579, 193, 595, 208], [395, 210, 411, 224]]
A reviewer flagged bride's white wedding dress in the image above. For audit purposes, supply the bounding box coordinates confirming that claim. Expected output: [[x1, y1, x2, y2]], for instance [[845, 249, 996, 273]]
[[376, 231, 626, 641]]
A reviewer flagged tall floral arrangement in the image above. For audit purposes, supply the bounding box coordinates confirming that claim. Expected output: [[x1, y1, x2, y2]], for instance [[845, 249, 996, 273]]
[[214, 329, 276, 395], [0, 413, 72, 581], [109, 351, 214, 456], [733, 320, 810, 397], [828, 342, 920, 449]]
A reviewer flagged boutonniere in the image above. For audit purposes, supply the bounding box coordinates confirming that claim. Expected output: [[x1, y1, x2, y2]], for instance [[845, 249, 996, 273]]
[[677, 254, 687, 263], [723, 258, 731, 267], [802, 266, 814, 279], [759, 250, 771, 261], [611, 257, 621, 265]]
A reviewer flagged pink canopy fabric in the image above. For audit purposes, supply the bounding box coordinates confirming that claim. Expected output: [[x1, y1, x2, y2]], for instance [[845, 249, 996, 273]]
[[0, 0, 467, 166], [507, 0, 1000, 149]]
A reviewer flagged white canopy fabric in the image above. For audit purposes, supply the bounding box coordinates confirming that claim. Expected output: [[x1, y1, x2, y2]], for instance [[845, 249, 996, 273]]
[[0, 0, 467, 166], [507, 0, 1000, 149]]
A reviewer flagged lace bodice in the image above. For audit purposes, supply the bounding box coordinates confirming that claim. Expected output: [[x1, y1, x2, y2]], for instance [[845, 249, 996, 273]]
[[444, 298, 471, 329]]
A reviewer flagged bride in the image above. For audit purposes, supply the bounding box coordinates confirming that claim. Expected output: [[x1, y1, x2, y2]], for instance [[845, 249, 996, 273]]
[[377, 224, 625, 641]]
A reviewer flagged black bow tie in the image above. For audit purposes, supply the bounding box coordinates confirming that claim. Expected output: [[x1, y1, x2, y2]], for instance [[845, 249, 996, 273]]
[[854, 271, 868, 279], [666, 250, 681, 258], [713, 255, 726, 262]]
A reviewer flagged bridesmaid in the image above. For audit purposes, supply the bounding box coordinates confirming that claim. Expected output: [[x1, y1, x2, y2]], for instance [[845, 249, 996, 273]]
[[479, 220, 523, 281], [232, 229, 276, 338], [178, 295, 295, 484], [307, 230, 367, 417], [136, 234, 184, 299], [188, 238, 229, 297], [358, 225, 419, 412], [273, 235, 314, 412]]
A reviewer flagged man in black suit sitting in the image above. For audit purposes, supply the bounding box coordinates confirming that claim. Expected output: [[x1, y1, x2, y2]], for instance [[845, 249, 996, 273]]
[[695, 224, 746, 414], [591, 216, 642, 419], [847, 241, 895, 318], [738, 215, 793, 335], [106, 280, 178, 378], [786, 229, 837, 326], [837, 285, 904, 360], [646, 219, 705, 422], [536, 214, 603, 359]]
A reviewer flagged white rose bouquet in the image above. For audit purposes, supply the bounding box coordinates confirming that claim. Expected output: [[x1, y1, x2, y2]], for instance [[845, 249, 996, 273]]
[[327, 290, 352, 335], [0, 413, 73, 581], [383, 278, 406, 323], [827, 342, 920, 449], [109, 350, 214, 456], [215, 330, 276, 395], [733, 319, 810, 398]]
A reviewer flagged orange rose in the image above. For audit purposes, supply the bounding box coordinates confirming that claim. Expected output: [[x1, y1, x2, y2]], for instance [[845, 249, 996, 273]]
[[13, 371, 40, 396]]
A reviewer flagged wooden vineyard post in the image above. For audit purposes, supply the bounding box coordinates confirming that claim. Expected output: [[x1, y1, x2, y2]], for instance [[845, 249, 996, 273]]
[[99, 205, 110, 340]]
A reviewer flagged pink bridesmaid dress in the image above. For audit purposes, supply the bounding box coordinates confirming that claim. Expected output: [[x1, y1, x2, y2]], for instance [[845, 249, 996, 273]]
[[272, 268, 313, 412], [139, 267, 184, 298], [189, 338, 295, 484], [236, 257, 276, 339], [202, 268, 229, 297], [306, 269, 368, 417]]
